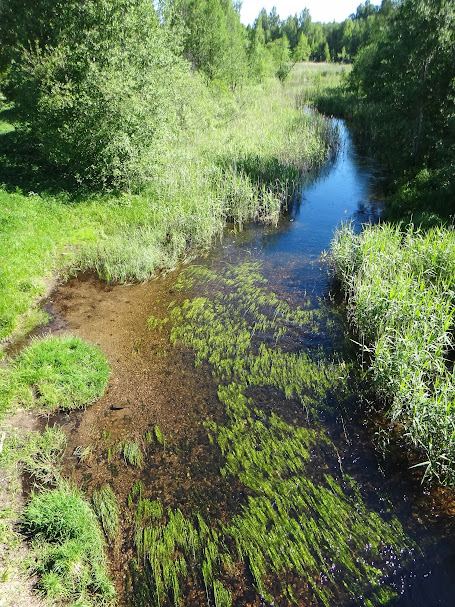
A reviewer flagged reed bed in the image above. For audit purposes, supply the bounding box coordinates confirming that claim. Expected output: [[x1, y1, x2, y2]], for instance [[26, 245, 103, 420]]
[[331, 222, 455, 483]]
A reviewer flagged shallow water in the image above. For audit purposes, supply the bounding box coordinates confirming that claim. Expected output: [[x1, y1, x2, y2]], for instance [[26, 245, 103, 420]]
[[51, 120, 455, 606]]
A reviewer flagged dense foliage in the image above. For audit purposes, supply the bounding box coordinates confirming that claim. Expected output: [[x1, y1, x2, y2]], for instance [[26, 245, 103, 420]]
[[0, 0, 192, 188], [250, 0, 394, 64], [0, 0, 389, 188], [344, 0, 455, 218], [332, 223, 455, 484]]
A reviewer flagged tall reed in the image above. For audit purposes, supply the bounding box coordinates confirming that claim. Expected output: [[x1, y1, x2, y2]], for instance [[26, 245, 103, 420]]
[[332, 222, 455, 483]]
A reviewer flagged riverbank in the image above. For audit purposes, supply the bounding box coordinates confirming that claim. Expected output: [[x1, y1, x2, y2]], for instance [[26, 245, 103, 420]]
[[331, 221, 455, 486], [0, 66, 345, 607], [0, 66, 339, 357], [311, 50, 455, 487]]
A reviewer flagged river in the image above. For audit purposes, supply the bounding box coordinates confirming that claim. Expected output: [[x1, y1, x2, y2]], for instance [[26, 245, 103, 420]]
[[49, 119, 455, 606]]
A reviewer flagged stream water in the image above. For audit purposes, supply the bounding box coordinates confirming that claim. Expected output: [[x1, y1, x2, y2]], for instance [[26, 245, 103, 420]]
[[51, 120, 455, 606]]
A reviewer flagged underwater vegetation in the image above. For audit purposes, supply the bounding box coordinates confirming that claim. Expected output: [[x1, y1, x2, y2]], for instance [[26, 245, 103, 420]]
[[92, 484, 120, 545], [128, 261, 413, 606]]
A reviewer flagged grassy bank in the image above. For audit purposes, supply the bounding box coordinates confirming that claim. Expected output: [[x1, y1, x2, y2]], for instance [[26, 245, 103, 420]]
[[332, 223, 455, 484], [0, 67, 341, 605], [0, 69, 336, 350], [0, 426, 115, 606]]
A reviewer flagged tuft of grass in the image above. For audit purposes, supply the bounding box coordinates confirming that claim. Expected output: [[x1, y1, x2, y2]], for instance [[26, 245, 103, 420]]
[[331, 222, 455, 484], [22, 483, 116, 605], [0, 425, 67, 486], [120, 440, 144, 468], [0, 334, 110, 417], [92, 484, 119, 545]]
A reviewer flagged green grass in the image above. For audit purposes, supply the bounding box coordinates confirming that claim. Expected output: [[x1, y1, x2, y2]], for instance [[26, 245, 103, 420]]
[[120, 440, 144, 468], [0, 67, 337, 348], [92, 484, 120, 545], [0, 426, 116, 606], [0, 334, 110, 416], [0, 425, 67, 485], [331, 222, 455, 484], [22, 483, 116, 605], [291, 62, 351, 110], [132, 505, 231, 607]]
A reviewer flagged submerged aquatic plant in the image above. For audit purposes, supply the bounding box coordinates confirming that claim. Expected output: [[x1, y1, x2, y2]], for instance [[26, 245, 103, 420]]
[[92, 484, 119, 545], [133, 505, 231, 607], [120, 440, 144, 468], [165, 261, 413, 605]]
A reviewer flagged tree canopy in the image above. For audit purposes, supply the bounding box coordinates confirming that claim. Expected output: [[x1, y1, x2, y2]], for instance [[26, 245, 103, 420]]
[[0, 0, 390, 188]]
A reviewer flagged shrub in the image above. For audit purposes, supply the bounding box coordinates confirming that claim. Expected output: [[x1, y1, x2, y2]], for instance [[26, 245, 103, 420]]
[[1, 0, 193, 189]]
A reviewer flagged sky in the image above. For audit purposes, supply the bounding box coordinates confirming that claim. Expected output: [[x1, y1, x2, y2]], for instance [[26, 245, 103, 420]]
[[239, 0, 381, 26]]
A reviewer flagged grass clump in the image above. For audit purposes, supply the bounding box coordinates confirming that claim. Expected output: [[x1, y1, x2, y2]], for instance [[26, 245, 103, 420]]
[[0, 427, 115, 606], [0, 334, 110, 417], [92, 484, 119, 545], [22, 483, 116, 605], [331, 222, 455, 484], [0, 427, 68, 606], [0, 425, 67, 486], [120, 440, 144, 468]]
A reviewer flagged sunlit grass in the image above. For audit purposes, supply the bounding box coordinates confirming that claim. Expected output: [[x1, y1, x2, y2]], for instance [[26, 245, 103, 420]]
[[332, 222, 455, 483], [0, 334, 110, 417], [22, 483, 116, 605], [0, 426, 115, 606], [0, 67, 337, 346]]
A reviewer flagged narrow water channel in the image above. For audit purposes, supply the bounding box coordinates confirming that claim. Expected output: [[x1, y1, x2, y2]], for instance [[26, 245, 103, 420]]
[[51, 119, 455, 606]]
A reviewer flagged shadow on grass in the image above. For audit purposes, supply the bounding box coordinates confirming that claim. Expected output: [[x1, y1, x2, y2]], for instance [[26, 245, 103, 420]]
[[0, 109, 117, 202], [215, 151, 303, 188]]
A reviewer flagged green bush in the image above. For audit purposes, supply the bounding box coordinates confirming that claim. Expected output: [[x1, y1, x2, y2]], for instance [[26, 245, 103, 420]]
[[1, 0, 193, 189]]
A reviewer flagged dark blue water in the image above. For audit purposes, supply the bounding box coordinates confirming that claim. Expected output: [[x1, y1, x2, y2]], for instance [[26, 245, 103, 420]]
[[200, 119, 455, 607], [220, 120, 384, 295]]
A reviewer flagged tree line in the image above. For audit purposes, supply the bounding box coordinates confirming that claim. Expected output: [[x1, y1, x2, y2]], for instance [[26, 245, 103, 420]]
[[249, 0, 394, 65], [342, 0, 455, 219]]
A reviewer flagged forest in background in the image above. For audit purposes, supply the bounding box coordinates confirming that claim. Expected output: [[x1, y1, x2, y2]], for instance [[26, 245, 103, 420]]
[[317, 0, 455, 223]]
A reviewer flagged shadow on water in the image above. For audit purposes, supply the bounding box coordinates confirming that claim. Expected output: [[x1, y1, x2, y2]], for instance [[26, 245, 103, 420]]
[[45, 119, 455, 606]]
